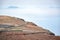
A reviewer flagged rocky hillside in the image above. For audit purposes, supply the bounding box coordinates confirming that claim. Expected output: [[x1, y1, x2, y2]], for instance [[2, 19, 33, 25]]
[[0, 16, 25, 26], [0, 32, 60, 40], [0, 15, 60, 40]]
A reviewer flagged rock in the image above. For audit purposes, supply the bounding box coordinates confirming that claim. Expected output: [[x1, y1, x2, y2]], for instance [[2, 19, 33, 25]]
[[0, 15, 60, 40], [0, 15, 25, 26]]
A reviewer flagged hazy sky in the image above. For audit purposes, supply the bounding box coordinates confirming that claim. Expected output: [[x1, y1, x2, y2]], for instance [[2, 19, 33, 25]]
[[0, 0, 60, 14], [0, 0, 60, 35]]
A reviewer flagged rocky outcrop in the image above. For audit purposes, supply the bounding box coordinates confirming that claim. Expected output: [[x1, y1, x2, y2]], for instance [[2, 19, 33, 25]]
[[0, 15, 60, 40], [0, 15, 25, 26]]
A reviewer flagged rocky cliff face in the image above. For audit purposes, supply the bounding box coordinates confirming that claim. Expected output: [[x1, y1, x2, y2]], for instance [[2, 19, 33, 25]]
[[0, 15, 60, 40]]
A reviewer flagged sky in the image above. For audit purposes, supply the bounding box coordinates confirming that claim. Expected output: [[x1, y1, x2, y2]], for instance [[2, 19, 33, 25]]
[[0, 0, 60, 36]]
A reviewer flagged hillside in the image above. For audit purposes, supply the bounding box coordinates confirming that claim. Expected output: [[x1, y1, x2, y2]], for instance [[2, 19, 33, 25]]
[[0, 15, 60, 40]]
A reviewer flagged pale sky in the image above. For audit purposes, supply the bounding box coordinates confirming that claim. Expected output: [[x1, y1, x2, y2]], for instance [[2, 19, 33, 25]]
[[0, 0, 60, 36], [0, 0, 60, 15]]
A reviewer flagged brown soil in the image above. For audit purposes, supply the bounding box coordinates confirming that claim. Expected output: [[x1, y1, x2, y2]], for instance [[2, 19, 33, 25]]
[[0, 32, 60, 40]]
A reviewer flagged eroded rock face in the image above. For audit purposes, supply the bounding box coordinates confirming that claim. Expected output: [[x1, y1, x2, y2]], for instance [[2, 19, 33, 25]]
[[0, 15, 60, 40]]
